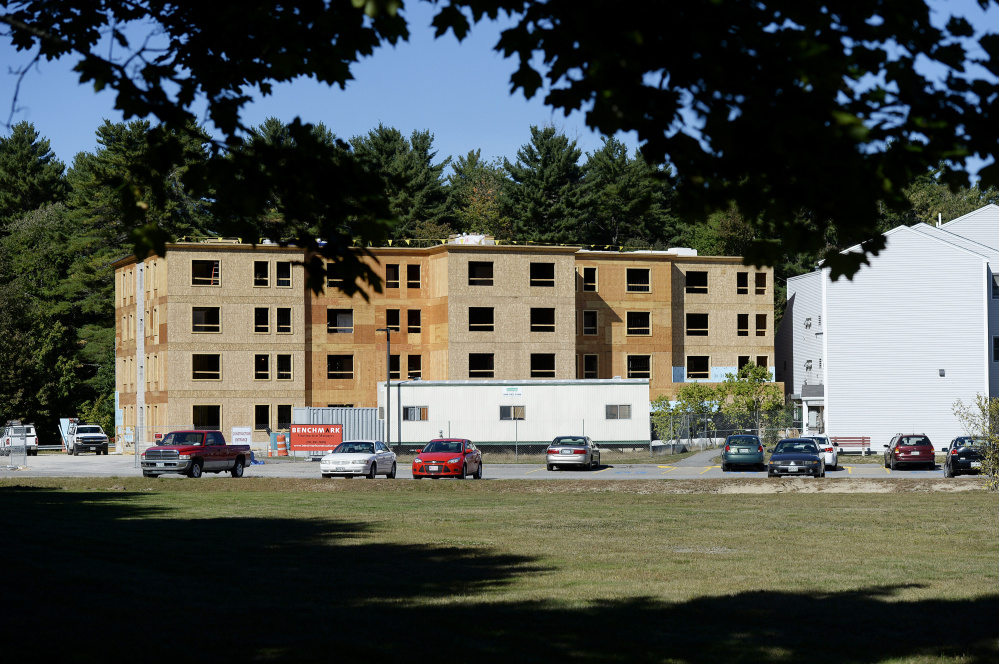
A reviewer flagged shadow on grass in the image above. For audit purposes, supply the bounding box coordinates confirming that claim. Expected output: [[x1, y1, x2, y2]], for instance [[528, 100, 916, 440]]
[[5, 486, 998, 663]]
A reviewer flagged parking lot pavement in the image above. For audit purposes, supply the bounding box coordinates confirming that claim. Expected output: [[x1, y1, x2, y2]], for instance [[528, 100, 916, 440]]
[[1, 452, 969, 481]]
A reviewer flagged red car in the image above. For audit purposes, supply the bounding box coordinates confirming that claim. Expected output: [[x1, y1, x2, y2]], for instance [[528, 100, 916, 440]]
[[412, 438, 482, 479], [883, 433, 936, 470]]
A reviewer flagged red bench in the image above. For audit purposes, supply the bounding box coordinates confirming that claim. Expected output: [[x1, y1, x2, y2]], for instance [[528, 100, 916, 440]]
[[831, 436, 871, 455]]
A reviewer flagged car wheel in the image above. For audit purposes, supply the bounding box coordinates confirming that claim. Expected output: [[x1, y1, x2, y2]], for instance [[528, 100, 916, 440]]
[[767, 471, 774, 478], [456, 464, 466, 480], [547, 464, 554, 472], [73, 444, 79, 456], [230, 458, 245, 478], [388, 462, 397, 479], [188, 460, 203, 478], [943, 463, 952, 478], [473, 462, 482, 479], [367, 463, 377, 479], [884, 456, 889, 469], [589, 457, 597, 471], [890, 456, 896, 471], [721, 462, 728, 472], [758, 463, 766, 472]]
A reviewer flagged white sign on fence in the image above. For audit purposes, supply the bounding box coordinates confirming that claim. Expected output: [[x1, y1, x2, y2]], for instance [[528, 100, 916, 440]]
[[231, 426, 252, 446]]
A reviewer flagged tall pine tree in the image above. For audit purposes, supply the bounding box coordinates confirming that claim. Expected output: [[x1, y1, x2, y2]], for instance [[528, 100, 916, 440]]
[[503, 125, 584, 244], [350, 124, 451, 239], [0, 121, 68, 235]]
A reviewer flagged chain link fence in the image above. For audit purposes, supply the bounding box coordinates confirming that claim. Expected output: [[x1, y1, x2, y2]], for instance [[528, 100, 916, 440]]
[[1, 428, 28, 468], [652, 409, 805, 452]]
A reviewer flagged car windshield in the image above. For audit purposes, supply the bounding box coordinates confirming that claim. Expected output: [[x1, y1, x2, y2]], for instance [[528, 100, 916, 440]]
[[728, 436, 759, 445], [424, 440, 463, 453], [333, 442, 374, 454], [159, 432, 203, 446], [554, 437, 586, 446], [774, 441, 819, 454], [77, 426, 102, 434], [899, 436, 931, 447], [955, 438, 982, 447]]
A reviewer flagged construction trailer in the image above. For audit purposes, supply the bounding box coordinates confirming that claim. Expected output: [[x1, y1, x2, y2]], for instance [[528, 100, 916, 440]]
[[374, 378, 651, 450]]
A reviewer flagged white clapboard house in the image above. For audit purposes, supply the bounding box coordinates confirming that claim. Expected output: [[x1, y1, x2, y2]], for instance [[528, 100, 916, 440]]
[[776, 204, 999, 449]]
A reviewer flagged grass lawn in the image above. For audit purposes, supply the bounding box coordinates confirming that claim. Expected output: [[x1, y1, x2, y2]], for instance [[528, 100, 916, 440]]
[[4, 477, 998, 663]]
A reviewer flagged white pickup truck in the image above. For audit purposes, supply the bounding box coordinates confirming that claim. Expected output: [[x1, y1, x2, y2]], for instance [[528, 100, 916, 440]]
[[59, 418, 110, 455], [1, 420, 38, 456]]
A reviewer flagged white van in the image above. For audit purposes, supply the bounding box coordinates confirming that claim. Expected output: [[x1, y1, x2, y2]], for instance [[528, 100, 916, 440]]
[[1, 421, 38, 456]]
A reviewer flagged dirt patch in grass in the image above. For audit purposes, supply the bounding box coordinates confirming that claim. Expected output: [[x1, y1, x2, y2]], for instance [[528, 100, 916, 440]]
[[0, 475, 986, 495]]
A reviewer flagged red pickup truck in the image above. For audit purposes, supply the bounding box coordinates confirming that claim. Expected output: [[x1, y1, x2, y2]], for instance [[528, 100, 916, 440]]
[[140, 430, 250, 478]]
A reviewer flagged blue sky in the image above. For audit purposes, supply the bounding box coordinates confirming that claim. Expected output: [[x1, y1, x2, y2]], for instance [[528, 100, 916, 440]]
[[0, 2, 638, 168], [1, 1, 996, 172]]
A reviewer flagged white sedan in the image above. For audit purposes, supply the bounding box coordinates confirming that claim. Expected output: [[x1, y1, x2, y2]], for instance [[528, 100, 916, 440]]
[[802, 435, 838, 471], [320, 440, 397, 479]]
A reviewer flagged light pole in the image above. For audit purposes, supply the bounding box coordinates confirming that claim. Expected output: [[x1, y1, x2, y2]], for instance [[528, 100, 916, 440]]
[[376, 327, 391, 449]]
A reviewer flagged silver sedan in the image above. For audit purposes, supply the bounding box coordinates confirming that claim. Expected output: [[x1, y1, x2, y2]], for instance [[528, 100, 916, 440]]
[[320, 440, 397, 479], [546, 436, 601, 471]]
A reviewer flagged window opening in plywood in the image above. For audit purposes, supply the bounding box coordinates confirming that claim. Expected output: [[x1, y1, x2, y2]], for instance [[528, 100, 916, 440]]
[[530, 262, 555, 287], [531, 354, 556, 378], [627, 311, 651, 335], [686, 313, 708, 336], [686, 356, 709, 379], [469, 353, 494, 378], [469, 307, 494, 331], [627, 355, 651, 378], [685, 271, 707, 294], [530, 308, 555, 332], [626, 268, 650, 293], [468, 261, 493, 286]]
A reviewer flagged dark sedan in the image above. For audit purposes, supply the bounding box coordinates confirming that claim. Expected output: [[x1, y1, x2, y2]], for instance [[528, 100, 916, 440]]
[[767, 438, 825, 478], [943, 436, 986, 477]]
